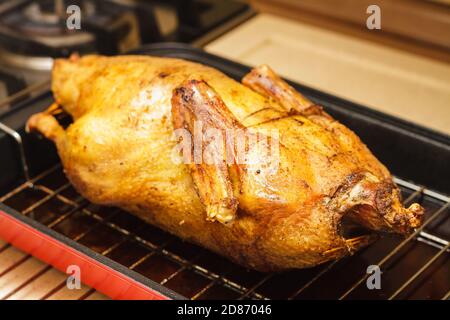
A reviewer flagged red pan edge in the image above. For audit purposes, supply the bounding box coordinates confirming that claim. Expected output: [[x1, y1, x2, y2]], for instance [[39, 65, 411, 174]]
[[0, 209, 169, 300]]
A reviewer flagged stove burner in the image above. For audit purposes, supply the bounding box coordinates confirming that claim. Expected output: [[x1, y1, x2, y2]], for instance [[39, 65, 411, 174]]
[[0, 0, 161, 70], [0, 0, 252, 118]]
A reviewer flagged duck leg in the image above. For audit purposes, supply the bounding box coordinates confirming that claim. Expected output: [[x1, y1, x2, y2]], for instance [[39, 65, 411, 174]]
[[26, 105, 66, 146], [242, 64, 328, 117]]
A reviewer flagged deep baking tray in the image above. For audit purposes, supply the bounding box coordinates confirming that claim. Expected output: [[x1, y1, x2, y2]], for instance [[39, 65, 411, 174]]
[[0, 43, 448, 300]]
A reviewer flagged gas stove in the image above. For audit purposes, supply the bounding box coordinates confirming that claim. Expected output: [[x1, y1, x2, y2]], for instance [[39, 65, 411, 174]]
[[0, 0, 253, 113]]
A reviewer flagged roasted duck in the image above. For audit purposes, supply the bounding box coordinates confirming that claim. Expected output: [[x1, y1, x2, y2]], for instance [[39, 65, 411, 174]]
[[26, 55, 424, 271]]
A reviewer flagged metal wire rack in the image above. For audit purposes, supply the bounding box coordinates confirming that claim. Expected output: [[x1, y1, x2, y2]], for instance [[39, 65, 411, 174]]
[[0, 160, 448, 300], [0, 80, 449, 299]]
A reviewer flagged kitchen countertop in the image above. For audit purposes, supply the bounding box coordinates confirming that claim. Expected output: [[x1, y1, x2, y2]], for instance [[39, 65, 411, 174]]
[[206, 14, 450, 135]]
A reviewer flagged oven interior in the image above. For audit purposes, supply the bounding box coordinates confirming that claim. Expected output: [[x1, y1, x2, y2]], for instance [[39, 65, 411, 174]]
[[0, 44, 448, 300]]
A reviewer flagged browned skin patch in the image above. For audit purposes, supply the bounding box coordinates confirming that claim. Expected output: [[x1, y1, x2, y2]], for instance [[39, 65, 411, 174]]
[[158, 72, 169, 78]]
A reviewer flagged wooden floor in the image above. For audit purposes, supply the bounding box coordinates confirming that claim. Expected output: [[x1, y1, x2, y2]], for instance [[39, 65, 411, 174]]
[[0, 238, 109, 300]]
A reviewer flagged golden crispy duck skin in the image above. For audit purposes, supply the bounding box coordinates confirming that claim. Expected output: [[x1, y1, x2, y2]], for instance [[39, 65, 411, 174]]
[[26, 55, 424, 271]]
